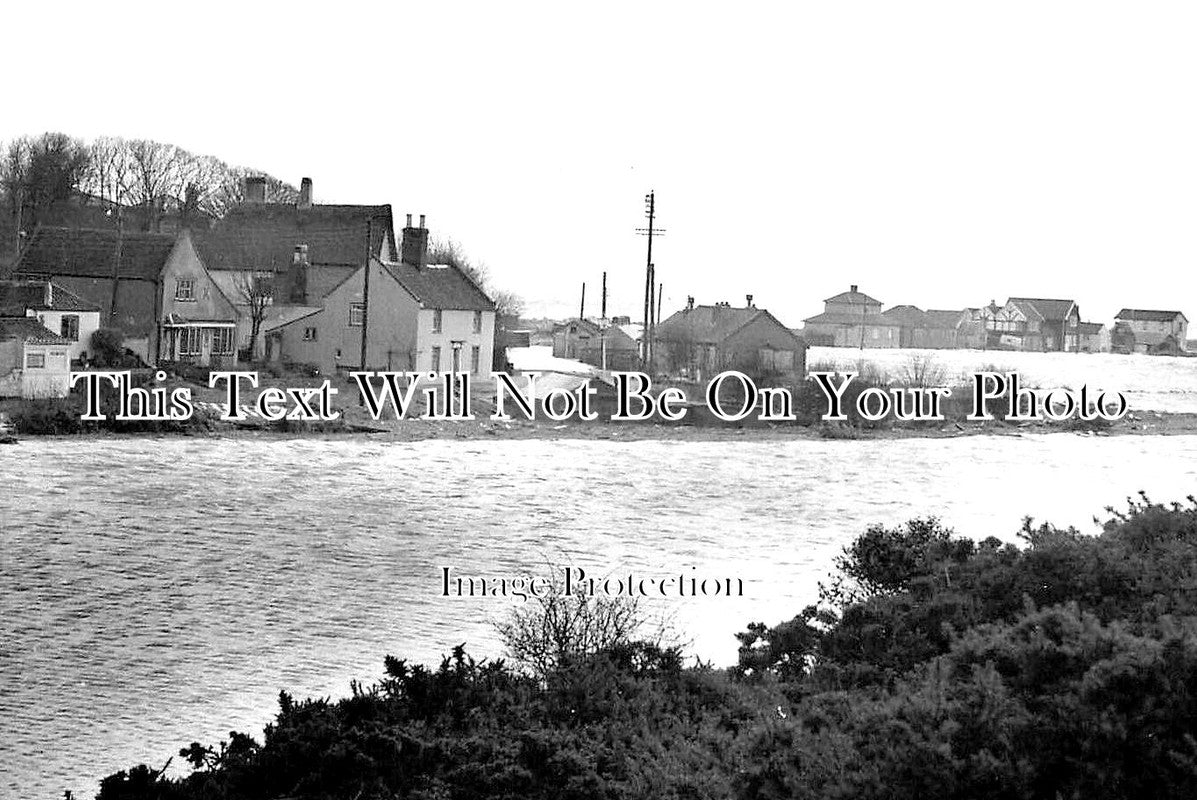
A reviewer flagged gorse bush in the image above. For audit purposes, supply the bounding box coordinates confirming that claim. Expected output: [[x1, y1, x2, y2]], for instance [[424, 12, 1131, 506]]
[[97, 493, 1197, 800]]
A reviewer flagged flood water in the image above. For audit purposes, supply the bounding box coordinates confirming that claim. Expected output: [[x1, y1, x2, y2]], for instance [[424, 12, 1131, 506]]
[[3, 435, 1197, 798]]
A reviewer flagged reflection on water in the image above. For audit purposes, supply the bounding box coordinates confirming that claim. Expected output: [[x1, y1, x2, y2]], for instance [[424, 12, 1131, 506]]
[[2, 435, 1196, 798]]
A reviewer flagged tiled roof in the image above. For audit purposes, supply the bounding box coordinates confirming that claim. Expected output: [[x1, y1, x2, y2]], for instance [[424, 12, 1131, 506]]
[[804, 311, 900, 327], [0, 280, 103, 313], [657, 305, 805, 347], [0, 317, 70, 345], [1008, 297, 1076, 322], [13, 227, 178, 281], [824, 287, 881, 306], [263, 305, 324, 332], [924, 309, 966, 328], [384, 262, 495, 311], [0, 283, 46, 315], [1115, 309, 1187, 322], [197, 203, 397, 271], [881, 305, 926, 326]]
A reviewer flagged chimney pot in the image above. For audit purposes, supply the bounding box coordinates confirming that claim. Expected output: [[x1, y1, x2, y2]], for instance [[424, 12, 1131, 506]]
[[850, 284, 858, 293], [406, 213, 413, 228], [298, 177, 313, 209], [419, 214, 426, 228], [746, 294, 753, 308]]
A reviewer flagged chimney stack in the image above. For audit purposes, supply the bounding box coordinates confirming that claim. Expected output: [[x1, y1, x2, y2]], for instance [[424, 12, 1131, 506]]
[[850, 284, 858, 294], [401, 212, 429, 269], [298, 177, 313, 209], [746, 294, 754, 308], [289, 244, 309, 304], [244, 175, 267, 204]]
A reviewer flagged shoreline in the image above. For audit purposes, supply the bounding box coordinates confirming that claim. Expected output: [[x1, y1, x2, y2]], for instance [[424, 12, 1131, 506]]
[[7, 408, 1197, 443]]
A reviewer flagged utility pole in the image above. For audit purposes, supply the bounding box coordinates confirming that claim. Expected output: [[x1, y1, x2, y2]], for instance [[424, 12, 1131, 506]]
[[600, 270, 608, 371], [636, 191, 665, 368], [579, 281, 586, 320], [657, 281, 663, 329]]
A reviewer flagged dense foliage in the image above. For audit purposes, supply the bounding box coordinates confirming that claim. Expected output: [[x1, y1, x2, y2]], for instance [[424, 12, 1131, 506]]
[[96, 494, 1197, 799]]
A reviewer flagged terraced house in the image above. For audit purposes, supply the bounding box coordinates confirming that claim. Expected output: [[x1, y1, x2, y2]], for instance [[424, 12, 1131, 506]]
[[8, 227, 239, 366], [261, 213, 496, 375]]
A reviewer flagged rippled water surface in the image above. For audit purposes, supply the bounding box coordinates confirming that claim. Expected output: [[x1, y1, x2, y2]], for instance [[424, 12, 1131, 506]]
[[3, 435, 1197, 798]]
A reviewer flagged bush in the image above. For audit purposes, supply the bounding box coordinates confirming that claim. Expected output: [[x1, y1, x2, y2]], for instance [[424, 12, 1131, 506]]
[[95, 495, 1197, 800], [9, 397, 84, 434], [90, 327, 125, 367]]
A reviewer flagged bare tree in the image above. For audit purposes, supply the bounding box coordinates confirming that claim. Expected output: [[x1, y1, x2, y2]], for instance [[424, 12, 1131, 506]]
[[493, 566, 671, 679], [234, 271, 273, 360], [428, 236, 524, 318]]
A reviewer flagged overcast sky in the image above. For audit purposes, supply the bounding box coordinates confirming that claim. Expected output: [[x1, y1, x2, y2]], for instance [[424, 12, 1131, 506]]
[[6, 1, 1196, 324]]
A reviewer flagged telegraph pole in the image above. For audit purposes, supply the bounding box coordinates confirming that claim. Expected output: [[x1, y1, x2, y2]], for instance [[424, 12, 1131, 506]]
[[579, 281, 586, 320], [600, 271, 608, 370], [636, 191, 665, 368]]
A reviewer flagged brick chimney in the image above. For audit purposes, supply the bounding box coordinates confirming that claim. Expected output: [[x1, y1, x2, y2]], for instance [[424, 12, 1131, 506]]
[[289, 244, 309, 304], [850, 284, 858, 294], [244, 176, 267, 204], [298, 177, 313, 209], [401, 213, 428, 268]]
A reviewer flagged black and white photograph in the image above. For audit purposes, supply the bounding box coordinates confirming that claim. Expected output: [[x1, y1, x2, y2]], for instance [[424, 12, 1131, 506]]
[[3, 2, 1197, 798]]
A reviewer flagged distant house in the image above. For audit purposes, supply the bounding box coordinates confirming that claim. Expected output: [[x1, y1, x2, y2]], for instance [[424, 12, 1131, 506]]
[[0, 280, 102, 363], [654, 299, 806, 379], [1075, 322, 1110, 354], [10, 227, 238, 366], [197, 177, 398, 360], [803, 285, 900, 348], [959, 302, 1002, 349], [264, 215, 495, 375], [0, 317, 72, 398], [552, 318, 640, 370], [1002, 298, 1081, 352], [878, 306, 963, 349], [1112, 309, 1188, 355]]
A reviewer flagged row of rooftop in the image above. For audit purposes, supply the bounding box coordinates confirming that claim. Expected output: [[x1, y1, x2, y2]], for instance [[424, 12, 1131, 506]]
[[0, 177, 500, 398]]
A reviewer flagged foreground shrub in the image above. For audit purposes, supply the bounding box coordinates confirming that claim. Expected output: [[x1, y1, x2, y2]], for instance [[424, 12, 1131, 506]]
[[95, 494, 1197, 800]]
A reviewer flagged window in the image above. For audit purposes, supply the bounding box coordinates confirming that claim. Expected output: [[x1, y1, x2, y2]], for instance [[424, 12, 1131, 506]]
[[473, 310, 482, 333], [60, 314, 79, 341], [178, 327, 202, 356], [471, 345, 480, 373], [302, 327, 318, 342], [430, 345, 442, 371], [175, 279, 195, 301], [212, 328, 235, 355], [25, 351, 45, 369], [349, 303, 365, 327], [432, 309, 443, 333]]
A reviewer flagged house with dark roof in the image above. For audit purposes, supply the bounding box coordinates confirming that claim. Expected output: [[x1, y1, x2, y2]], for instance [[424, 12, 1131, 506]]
[[0, 280, 103, 362], [9, 227, 238, 366], [0, 316, 73, 398], [802, 285, 900, 348], [552, 318, 641, 371], [1112, 309, 1188, 355], [1002, 298, 1080, 352], [263, 215, 495, 375], [1076, 321, 1110, 354], [653, 297, 806, 379], [197, 176, 399, 359]]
